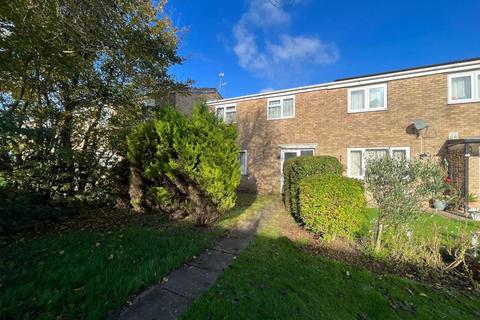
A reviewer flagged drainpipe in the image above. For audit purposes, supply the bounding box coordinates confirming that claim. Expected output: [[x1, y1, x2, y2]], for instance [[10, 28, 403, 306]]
[[464, 143, 470, 216]]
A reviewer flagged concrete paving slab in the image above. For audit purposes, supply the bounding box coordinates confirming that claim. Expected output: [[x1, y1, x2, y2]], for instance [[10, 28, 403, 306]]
[[188, 249, 235, 271], [160, 265, 220, 299], [119, 286, 191, 320], [212, 235, 252, 254]]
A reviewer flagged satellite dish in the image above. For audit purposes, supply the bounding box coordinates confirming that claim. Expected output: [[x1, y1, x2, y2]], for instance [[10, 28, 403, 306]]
[[413, 119, 428, 131]]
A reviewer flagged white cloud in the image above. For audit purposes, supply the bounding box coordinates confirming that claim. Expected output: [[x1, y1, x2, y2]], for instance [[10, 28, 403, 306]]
[[232, 0, 339, 79], [259, 87, 275, 93], [267, 35, 339, 65]]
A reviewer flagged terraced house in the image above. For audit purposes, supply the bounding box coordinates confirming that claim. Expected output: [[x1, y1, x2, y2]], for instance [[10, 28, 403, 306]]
[[207, 58, 480, 212]]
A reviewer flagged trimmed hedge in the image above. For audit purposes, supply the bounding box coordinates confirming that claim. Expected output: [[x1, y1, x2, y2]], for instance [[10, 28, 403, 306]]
[[283, 156, 343, 217], [298, 175, 366, 241]]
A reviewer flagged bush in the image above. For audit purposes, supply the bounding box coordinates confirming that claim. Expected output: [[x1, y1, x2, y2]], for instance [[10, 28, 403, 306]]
[[283, 156, 343, 217], [0, 189, 78, 234], [127, 105, 241, 225], [298, 175, 366, 241], [365, 156, 446, 251]]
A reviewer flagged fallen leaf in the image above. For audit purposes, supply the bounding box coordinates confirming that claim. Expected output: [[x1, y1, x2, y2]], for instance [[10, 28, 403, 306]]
[[419, 293, 428, 297], [59, 250, 64, 255]]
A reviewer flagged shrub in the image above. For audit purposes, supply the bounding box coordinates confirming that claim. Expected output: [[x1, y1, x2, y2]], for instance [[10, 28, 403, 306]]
[[298, 174, 366, 241], [283, 156, 343, 217], [365, 156, 446, 251], [0, 189, 78, 234], [127, 105, 241, 225]]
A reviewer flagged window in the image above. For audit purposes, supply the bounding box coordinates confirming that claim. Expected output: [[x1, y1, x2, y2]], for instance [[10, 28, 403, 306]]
[[143, 98, 156, 107], [267, 96, 295, 120], [448, 70, 480, 104], [280, 147, 315, 191], [348, 84, 387, 113], [239, 150, 247, 175], [347, 147, 410, 179], [215, 105, 237, 123], [477, 74, 480, 99]]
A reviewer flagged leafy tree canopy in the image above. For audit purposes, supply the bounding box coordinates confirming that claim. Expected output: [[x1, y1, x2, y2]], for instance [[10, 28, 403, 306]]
[[0, 0, 187, 204]]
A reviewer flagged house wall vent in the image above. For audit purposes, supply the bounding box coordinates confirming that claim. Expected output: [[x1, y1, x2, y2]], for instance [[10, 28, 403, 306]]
[[448, 132, 459, 139]]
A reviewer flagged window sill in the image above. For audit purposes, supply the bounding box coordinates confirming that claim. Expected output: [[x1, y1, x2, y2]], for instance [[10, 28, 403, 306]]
[[447, 99, 480, 105], [347, 108, 388, 114], [267, 116, 295, 121]]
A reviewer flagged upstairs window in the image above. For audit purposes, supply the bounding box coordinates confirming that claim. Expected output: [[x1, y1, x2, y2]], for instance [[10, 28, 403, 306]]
[[239, 150, 247, 175], [478, 74, 480, 98], [347, 147, 410, 179], [267, 96, 295, 120], [448, 71, 480, 104], [216, 105, 237, 123], [348, 84, 387, 113]]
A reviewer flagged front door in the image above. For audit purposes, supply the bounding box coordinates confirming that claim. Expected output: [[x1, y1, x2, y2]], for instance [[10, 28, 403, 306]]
[[280, 148, 314, 192]]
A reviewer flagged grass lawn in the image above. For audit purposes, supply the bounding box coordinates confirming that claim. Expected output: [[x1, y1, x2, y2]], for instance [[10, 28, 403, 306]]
[[359, 208, 480, 243], [0, 193, 267, 319], [183, 219, 480, 319]]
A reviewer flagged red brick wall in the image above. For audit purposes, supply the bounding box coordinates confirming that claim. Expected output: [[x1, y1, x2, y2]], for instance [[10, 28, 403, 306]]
[[216, 73, 480, 197]]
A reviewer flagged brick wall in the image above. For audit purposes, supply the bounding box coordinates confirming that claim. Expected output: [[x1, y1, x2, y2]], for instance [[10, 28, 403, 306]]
[[174, 89, 221, 115], [227, 73, 480, 197]]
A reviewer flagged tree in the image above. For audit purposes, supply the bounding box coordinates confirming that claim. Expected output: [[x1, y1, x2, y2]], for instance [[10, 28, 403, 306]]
[[365, 156, 446, 251], [127, 105, 241, 225], [0, 0, 187, 204]]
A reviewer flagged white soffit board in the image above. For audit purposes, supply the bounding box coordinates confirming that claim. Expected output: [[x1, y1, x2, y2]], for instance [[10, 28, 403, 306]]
[[207, 60, 480, 106]]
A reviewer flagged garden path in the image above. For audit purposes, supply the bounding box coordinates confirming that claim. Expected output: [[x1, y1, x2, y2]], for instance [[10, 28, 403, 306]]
[[118, 200, 277, 320]]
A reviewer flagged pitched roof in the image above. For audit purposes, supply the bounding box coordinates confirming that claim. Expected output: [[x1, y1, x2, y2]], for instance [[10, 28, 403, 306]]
[[207, 57, 480, 105], [335, 57, 480, 82]]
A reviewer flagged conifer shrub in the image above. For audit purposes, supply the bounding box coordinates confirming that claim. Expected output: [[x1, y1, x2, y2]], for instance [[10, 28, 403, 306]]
[[127, 105, 240, 225]]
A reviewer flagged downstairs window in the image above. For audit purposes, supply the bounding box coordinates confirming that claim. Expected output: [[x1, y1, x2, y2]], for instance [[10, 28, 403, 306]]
[[347, 147, 410, 179]]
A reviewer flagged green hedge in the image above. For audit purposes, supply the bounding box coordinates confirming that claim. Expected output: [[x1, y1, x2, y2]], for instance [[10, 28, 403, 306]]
[[283, 156, 343, 217], [298, 175, 366, 241]]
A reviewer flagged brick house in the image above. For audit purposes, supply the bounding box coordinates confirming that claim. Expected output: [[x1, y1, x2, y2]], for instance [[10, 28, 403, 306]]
[[207, 58, 480, 212], [171, 87, 222, 115], [146, 87, 222, 115]]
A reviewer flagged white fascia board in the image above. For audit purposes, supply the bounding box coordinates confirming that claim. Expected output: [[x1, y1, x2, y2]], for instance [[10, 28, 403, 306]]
[[206, 60, 480, 106]]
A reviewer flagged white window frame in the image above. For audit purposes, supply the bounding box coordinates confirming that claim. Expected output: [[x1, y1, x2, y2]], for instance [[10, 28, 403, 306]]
[[280, 147, 315, 192], [215, 104, 237, 123], [267, 95, 296, 120], [347, 83, 388, 113], [347, 146, 410, 179], [239, 150, 247, 175], [448, 70, 480, 104]]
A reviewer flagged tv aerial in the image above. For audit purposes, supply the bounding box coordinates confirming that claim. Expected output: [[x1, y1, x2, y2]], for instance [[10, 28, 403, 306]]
[[218, 72, 227, 94]]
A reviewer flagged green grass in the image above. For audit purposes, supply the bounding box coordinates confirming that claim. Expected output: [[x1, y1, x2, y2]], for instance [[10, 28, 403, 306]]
[[0, 193, 266, 319], [183, 222, 480, 320], [359, 208, 480, 243]]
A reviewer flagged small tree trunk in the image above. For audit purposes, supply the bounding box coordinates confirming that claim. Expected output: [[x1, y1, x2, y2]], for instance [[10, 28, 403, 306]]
[[374, 220, 383, 252], [187, 185, 219, 225], [129, 165, 146, 214]]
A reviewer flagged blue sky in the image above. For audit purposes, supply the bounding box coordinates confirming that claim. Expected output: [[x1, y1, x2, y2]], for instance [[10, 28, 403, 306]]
[[167, 0, 480, 98]]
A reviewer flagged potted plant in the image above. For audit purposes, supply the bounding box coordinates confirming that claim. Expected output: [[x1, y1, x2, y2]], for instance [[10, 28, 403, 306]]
[[431, 176, 451, 211], [433, 198, 447, 210]]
